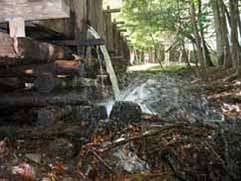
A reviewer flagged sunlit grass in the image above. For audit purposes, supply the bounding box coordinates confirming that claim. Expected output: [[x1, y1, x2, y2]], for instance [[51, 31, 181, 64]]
[[147, 65, 187, 74]]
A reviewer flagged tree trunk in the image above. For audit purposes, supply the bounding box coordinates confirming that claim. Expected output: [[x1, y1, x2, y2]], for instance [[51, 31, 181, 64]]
[[211, 0, 224, 66], [191, 1, 207, 80], [237, 2, 241, 40], [198, 0, 214, 67], [219, 0, 232, 68], [181, 40, 191, 68], [0, 92, 90, 109], [229, 0, 240, 74], [178, 50, 183, 63], [203, 42, 214, 66]]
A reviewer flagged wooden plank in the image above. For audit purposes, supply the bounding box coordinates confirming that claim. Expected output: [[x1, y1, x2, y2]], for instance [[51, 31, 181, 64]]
[[119, 29, 127, 32], [0, 22, 69, 40], [0, 0, 70, 22], [113, 21, 125, 25], [32, 0, 87, 39], [103, 8, 121, 14], [25, 22, 70, 40], [9, 17, 25, 37]]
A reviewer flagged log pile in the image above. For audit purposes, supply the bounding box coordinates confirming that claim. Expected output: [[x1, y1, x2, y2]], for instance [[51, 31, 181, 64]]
[[0, 28, 106, 126]]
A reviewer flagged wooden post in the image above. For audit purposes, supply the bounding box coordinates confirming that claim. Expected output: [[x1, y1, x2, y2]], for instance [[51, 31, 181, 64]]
[[116, 31, 121, 55], [88, 0, 104, 38], [119, 36, 125, 58], [113, 20, 121, 55], [104, 6, 114, 51], [123, 40, 130, 61], [112, 21, 117, 54], [72, 0, 88, 55]]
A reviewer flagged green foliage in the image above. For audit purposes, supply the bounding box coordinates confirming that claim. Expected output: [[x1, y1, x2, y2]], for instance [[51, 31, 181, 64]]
[[121, 0, 213, 52]]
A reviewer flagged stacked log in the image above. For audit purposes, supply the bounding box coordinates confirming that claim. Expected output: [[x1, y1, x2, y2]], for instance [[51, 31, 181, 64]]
[[0, 0, 132, 128], [0, 32, 102, 127], [0, 32, 74, 66]]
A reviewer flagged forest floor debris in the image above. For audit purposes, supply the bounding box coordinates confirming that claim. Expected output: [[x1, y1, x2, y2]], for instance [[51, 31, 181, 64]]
[[0, 115, 241, 180]]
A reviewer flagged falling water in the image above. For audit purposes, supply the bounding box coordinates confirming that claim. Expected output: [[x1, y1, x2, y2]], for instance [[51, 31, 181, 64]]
[[96, 46, 105, 92], [88, 26, 121, 100]]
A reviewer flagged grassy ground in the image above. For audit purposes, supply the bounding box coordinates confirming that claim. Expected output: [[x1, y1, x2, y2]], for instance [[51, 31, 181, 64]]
[[146, 64, 187, 74]]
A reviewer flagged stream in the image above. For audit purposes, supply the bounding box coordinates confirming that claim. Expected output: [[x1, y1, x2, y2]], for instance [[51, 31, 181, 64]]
[[105, 72, 225, 123], [87, 27, 224, 123]]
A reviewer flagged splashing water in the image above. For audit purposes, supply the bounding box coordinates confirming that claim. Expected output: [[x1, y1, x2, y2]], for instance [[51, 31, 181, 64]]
[[102, 77, 156, 117], [88, 26, 120, 100], [103, 72, 224, 123]]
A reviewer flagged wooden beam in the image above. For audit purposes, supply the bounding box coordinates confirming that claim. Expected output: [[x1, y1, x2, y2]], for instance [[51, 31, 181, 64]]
[[103, 8, 121, 14], [51, 39, 105, 47], [0, 32, 74, 66], [119, 29, 127, 32]]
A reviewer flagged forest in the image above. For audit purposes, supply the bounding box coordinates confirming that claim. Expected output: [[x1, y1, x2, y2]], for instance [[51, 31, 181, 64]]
[[0, 0, 241, 180], [120, 0, 241, 77]]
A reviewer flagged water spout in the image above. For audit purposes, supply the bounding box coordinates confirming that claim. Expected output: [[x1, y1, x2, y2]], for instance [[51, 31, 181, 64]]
[[96, 46, 105, 92], [88, 26, 121, 100]]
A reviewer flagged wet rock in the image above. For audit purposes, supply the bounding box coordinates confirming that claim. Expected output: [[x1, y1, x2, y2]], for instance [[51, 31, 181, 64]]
[[112, 146, 150, 173], [34, 109, 55, 128], [12, 163, 36, 179], [25, 153, 41, 163], [48, 138, 75, 159], [62, 177, 74, 181], [66, 105, 107, 122], [66, 105, 107, 136], [42, 177, 52, 181], [110, 101, 142, 122]]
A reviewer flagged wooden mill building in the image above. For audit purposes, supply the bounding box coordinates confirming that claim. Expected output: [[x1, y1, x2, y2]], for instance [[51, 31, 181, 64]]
[[0, 0, 130, 72], [0, 0, 131, 127]]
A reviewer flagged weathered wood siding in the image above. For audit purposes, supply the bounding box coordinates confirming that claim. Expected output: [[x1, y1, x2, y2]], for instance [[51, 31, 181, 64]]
[[0, 0, 70, 22], [36, 0, 105, 40]]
